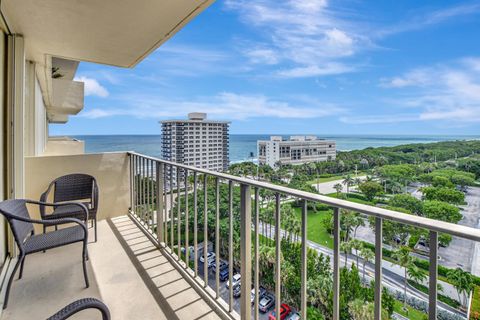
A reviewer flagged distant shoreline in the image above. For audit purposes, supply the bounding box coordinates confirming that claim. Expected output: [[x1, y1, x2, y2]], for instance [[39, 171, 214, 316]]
[[68, 134, 480, 163]]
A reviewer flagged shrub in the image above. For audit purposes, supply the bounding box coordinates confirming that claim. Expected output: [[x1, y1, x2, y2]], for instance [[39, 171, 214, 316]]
[[421, 187, 465, 205]]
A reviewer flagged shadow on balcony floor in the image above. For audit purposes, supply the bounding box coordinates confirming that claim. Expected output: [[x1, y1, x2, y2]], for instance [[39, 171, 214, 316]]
[[1, 216, 222, 320], [107, 216, 222, 320]]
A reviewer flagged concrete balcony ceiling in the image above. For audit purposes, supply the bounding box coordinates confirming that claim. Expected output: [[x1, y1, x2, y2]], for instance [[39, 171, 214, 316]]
[[1, 0, 215, 68], [1, 0, 214, 122]]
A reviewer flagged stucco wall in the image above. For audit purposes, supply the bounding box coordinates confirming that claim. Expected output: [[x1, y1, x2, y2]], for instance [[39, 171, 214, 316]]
[[44, 138, 85, 156], [25, 152, 131, 230]]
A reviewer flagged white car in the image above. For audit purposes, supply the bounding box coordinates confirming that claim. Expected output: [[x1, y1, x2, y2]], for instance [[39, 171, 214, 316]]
[[287, 312, 300, 320], [199, 252, 215, 264], [226, 273, 241, 289]]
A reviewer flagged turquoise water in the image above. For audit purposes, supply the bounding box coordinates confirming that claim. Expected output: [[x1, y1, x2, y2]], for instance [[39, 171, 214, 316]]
[[73, 134, 480, 163]]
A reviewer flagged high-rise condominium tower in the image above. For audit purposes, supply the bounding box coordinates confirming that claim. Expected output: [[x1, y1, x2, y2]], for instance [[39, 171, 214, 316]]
[[160, 113, 230, 171]]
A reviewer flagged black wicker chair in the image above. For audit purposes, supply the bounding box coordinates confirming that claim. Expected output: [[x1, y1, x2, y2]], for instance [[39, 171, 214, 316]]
[[0, 199, 89, 309], [40, 174, 99, 242], [47, 298, 110, 320]]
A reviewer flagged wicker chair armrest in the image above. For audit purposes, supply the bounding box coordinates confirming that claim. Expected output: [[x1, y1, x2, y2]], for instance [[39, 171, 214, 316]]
[[9, 214, 88, 237], [39, 181, 55, 217], [27, 200, 89, 222], [16, 201, 88, 237], [47, 298, 110, 320]]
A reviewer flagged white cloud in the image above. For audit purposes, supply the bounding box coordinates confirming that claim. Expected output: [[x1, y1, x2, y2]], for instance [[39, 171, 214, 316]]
[[277, 63, 355, 78], [224, 0, 364, 78], [377, 3, 480, 37], [380, 69, 431, 88], [244, 48, 280, 65], [79, 92, 345, 120], [74, 76, 109, 97], [340, 114, 420, 124], [372, 57, 480, 124]]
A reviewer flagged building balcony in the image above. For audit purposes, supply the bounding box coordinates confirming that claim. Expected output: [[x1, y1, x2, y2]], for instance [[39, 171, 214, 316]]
[[5, 151, 479, 320], [43, 136, 85, 156]]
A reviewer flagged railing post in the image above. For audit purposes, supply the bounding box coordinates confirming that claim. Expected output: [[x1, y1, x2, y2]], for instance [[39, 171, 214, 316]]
[[203, 174, 208, 288], [374, 217, 383, 320], [333, 207, 340, 320], [184, 169, 189, 265], [275, 193, 281, 320], [254, 187, 260, 320], [228, 181, 234, 312], [193, 172, 198, 277], [240, 184, 252, 320], [429, 231, 438, 320], [129, 154, 134, 212], [156, 162, 164, 245], [301, 200, 307, 320], [215, 177, 220, 299]]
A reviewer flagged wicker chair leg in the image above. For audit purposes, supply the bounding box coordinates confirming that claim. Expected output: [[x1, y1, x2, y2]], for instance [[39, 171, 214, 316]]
[[82, 242, 89, 288], [18, 256, 26, 280], [4, 254, 24, 309]]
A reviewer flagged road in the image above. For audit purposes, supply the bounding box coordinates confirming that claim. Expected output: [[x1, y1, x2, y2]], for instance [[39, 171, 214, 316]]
[[259, 222, 466, 318]]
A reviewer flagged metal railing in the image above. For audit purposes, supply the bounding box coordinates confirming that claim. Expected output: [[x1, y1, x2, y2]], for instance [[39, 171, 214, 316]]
[[128, 151, 480, 320]]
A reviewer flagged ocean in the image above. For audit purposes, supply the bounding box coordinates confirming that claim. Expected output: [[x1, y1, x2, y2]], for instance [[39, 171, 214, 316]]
[[73, 134, 480, 163]]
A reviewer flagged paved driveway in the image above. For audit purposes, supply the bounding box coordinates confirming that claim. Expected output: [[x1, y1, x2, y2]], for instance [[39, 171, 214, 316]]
[[438, 186, 480, 271], [311, 176, 366, 194]]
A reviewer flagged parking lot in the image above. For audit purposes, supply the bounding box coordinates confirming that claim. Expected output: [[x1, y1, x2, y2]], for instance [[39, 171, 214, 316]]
[[197, 256, 298, 320]]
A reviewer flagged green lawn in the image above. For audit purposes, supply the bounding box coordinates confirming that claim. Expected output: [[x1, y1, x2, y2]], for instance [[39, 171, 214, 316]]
[[293, 206, 333, 249], [327, 192, 376, 205], [471, 286, 480, 319], [393, 300, 427, 320]]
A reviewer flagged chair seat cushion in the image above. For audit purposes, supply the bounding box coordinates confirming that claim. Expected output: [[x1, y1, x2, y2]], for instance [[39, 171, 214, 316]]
[[45, 203, 94, 220], [24, 225, 86, 254]]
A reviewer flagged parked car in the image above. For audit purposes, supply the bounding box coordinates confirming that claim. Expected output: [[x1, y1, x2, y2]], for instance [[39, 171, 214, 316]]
[[268, 303, 291, 320], [259, 294, 275, 313], [219, 267, 230, 281], [199, 252, 215, 263], [211, 260, 228, 272], [233, 283, 242, 298], [287, 312, 300, 320], [250, 286, 267, 304], [226, 273, 241, 289]]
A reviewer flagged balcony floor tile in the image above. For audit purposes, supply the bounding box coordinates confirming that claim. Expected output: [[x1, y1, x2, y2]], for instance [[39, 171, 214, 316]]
[[1, 216, 223, 320]]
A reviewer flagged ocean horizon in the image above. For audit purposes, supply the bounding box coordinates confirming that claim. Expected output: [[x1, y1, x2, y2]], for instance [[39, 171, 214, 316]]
[[72, 134, 480, 164]]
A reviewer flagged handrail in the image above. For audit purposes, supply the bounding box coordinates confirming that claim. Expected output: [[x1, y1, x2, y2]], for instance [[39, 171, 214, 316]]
[[128, 151, 480, 242]]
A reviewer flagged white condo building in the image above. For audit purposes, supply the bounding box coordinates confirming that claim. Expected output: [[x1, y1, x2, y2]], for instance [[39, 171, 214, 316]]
[[160, 113, 230, 171], [258, 136, 336, 168]]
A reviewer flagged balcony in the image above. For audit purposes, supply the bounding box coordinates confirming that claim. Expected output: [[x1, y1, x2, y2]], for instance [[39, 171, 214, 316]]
[[2, 216, 222, 320], [6, 151, 480, 320], [44, 136, 85, 156]]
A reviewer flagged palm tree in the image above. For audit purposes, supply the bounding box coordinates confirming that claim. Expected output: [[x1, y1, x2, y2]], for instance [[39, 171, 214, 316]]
[[342, 175, 354, 196], [407, 265, 427, 286], [333, 183, 343, 197], [351, 239, 363, 267], [341, 240, 353, 268], [447, 267, 475, 308], [360, 247, 375, 281], [354, 177, 362, 186], [392, 246, 414, 310]]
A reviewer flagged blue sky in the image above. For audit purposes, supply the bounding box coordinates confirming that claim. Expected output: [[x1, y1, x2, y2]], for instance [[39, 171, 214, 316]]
[[51, 0, 480, 136]]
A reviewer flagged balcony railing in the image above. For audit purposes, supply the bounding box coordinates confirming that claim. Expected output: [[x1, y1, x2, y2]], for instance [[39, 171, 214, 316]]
[[127, 152, 480, 320]]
